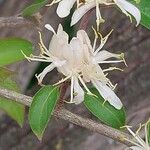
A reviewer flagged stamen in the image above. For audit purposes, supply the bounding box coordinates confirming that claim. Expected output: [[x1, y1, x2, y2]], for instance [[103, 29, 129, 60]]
[[120, 53, 128, 66], [54, 75, 72, 86], [92, 26, 98, 52], [38, 32, 50, 54], [98, 60, 124, 64], [107, 80, 117, 90], [135, 123, 142, 136], [46, 0, 62, 6], [78, 75, 95, 96], [64, 100, 75, 104], [127, 127, 145, 147], [123, 137, 144, 149], [70, 76, 74, 103], [95, 0, 105, 31], [21, 50, 32, 62], [94, 29, 113, 55], [38, 43, 44, 54], [102, 100, 107, 106], [144, 119, 150, 149], [35, 74, 45, 86], [103, 67, 123, 72]]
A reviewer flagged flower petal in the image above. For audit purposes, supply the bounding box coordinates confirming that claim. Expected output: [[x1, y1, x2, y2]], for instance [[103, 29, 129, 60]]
[[48, 24, 69, 57], [77, 30, 93, 51], [56, 0, 76, 18], [114, 0, 141, 26], [71, 2, 95, 26], [73, 76, 84, 104], [45, 24, 56, 34], [94, 50, 121, 62], [57, 24, 69, 44], [36, 63, 55, 84], [92, 80, 123, 109], [70, 37, 84, 68]]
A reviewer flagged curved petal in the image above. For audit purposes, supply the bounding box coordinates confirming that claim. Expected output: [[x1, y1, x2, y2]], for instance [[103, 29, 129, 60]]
[[57, 24, 69, 44], [57, 0, 76, 18], [73, 76, 84, 104], [49, 25, 69, 57], [77, 30, 93, 51], [36, 63, 55, 84], [71, 2, 95, 26], [94, 50, 121, 62], [114, 0, 141, 26], [45, 24, 56, 34], [70, 37, 84, 68], [92, 80, 123, 109]]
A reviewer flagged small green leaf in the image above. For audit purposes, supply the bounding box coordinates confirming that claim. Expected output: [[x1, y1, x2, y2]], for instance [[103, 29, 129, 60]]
[[0, 38, 33, 66], [129, 0, 150, 29], [147, 119, 150, 144], [84, 87, 126, 129], [29, 85, 60, 140], [22, 0, 48, 17], [0, 67, 25, 127]]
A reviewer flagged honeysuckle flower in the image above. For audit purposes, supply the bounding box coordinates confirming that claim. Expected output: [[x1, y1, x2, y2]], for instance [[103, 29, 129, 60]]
[[23, 24, 125, 109], [48, 0, 141, 29], [23, 24, 92, 105], [71, 0, 141, 28], [123, 119, 150, 150], [76, 28, 125, 109]]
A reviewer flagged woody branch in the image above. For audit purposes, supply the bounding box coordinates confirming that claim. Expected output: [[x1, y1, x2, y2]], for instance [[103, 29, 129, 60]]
[[0, 87, 133, 146]]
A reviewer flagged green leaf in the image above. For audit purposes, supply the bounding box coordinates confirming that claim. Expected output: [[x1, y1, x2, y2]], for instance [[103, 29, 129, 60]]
[[129, 0, 150, 29], [0, 67, 25, 127], [22, 0, 48, 17], [147, 119, 150, 144], [29, 85, 60, 140], [0, 38, 33, 66], [84, 87, 126, 129]]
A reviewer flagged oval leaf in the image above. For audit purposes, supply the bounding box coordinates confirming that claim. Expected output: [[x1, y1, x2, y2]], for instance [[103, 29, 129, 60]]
[[29, 85, 60, 140], [0, 67, 25, 127], [22, 0, 48, 17], [0, 38, 33, 66], [84, 87, 126, 129], [129, 0, 150, 29]]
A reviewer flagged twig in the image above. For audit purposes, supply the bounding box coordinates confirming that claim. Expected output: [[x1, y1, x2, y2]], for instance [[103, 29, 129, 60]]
[[0, 87, 132, 146], [0, 15, 37, 28]]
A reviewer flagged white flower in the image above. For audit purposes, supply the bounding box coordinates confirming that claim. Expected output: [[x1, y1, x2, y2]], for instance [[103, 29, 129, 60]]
[[72, 0, 141, 28], [124, 120, 150, 150], [76, 28, 125, 109], [49, 0, 141, 29], [23, 24, 125, 109], [114, 0, 141, 26], [23, 24, 92, 105]]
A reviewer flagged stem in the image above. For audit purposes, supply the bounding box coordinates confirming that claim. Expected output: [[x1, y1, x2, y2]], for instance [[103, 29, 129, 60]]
[[0, 16, 36, 28], [0, 87, 133, 146]]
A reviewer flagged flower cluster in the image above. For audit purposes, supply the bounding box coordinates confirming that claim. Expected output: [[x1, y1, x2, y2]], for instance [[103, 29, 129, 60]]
[[24, 24, 126, 109], [24, 0, 141, 110], [48, 0, 141, 29]]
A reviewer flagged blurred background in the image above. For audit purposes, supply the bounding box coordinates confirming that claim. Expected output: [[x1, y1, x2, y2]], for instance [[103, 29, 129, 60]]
[[0, 0, 150, 149]]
